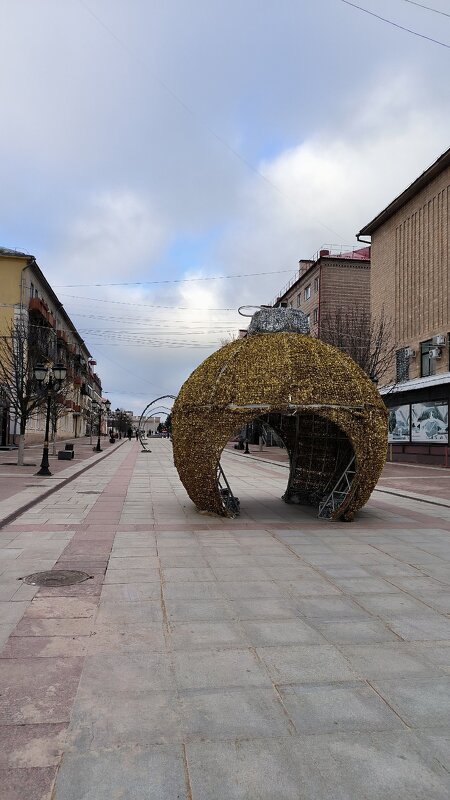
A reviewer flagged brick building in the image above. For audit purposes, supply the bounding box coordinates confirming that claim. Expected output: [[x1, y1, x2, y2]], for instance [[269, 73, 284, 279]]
[[0, 248, 103, 446], [271, 245, 371, 337], [358, 146, 450, 465]]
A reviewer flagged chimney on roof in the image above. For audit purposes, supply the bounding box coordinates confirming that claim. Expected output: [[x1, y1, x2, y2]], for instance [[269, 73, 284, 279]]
[[299, 259, 314, 275], [319, 249, 330, 258]]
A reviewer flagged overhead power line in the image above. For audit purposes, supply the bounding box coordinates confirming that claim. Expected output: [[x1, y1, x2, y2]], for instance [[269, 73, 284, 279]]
[[60, 293, 238, 311], [77, 0, 346, 242], [400, 0, 450, 19], [340, 0, 450, 48], [54, 269, 293, 288]]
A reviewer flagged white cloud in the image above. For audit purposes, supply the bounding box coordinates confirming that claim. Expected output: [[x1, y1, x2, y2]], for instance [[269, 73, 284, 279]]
[[46, 189, 167, 284]]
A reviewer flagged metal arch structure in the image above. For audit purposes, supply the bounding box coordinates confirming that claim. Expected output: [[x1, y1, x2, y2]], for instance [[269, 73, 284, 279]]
[[137, 395, 177, 452]]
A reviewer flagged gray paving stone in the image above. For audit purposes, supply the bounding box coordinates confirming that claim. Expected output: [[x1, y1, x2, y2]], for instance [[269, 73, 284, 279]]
[[257, 644, 358, 684], [331, 577, 399, 594], [372, 676, 450, 727], [318, 566, 373, 579], [387, 576, 450, 595], [108, 556, 160, 570], [162, 581, 225, 600], [186, 732, 450, 799], [68, 689, 182, 749], [165, 598, 235, 622], [241, 618, 326, 646], [278, 681, 405, 734], [229, 597, 301, 620], [103, 568, 161, 584], [173, 647, 271, 689], [386, 614, 450, 641], [214, 566, 270, 581], [181, 686, 293, 740], [0, 601, 29, 625], [99, 582, 161, 601], [355, 593, 434, 617], [407, 591, 450, 614], [339, 643, 441, 679], [54, 745, 187, 800], [87, 623, 166, 654], [315, 619, 400, 644], [79, 652, 174, 693], [218, 580, 285, 599], [295, 596, 371, 620], [170, 621, 247, 649], [277, 578, 342, 597], [95, 600, 163, 625], [162, 567, 216, 582]]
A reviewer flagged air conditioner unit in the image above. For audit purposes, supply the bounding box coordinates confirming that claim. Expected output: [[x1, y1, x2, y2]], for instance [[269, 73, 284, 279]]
[[429, 347, 442, 359], [432, 334, 447, 346], [405, 347, 416, 358]]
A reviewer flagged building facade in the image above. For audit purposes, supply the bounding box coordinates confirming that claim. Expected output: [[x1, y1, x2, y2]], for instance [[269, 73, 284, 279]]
[[272, 245, 371, 337], [358, 147, 450, 465], [0, 248, 103, 446]]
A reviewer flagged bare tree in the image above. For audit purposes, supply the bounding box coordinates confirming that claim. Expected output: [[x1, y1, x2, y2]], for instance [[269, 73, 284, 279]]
[[219, 332, 238, 346], [0, 317, 54, 464], [319, 307, 395, 384], [50, 383, 72, 455]]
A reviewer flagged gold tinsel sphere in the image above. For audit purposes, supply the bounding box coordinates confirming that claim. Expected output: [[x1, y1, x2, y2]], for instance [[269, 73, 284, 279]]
[[172, 332, 387, 521]]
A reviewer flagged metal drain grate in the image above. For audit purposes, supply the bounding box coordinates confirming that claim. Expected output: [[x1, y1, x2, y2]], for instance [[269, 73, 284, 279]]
[[20, 570, 92, 586]]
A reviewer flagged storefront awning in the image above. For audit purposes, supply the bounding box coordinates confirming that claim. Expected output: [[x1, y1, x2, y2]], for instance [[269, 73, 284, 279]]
[[380, 372, 450, 396]]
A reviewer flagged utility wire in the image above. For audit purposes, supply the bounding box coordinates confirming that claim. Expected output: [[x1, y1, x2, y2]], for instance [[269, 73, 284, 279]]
[[340, 0, 450, 48], [60, 293, 239, 311], [77, 0, 346, 242], [400, 0, 450, 19], [54, 268, 293, 288]]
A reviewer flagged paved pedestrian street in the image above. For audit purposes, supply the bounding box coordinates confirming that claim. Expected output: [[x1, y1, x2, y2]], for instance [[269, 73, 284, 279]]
[[2, 439, 450, 799]]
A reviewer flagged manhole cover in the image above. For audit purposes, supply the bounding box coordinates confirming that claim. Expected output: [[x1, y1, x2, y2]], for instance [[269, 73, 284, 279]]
[[20, 570, 92, 586]]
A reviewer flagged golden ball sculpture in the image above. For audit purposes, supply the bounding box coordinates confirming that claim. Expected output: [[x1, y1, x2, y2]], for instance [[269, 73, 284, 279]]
[[172, 330, 387, 521]]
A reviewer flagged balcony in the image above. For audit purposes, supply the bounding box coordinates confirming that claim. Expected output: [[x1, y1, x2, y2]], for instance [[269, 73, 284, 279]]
[[29, 297, 55, 326]]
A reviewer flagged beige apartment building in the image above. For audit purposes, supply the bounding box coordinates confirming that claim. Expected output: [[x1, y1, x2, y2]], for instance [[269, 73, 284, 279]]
[[358, 146, 450, 466], [0, 247, 103, 446], [272, 245, 370, 336]]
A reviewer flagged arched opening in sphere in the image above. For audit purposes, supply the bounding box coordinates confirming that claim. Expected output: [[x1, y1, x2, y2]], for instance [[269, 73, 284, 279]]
[[172, 331, 387, 522]]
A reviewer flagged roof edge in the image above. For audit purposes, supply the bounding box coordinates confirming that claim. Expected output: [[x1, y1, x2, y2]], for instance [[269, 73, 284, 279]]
[[358, 146, 450, 236]]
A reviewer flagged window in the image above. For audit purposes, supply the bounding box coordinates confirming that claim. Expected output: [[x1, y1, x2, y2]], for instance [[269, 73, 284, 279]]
[[304, 285, 311, 300], [30, 282, 35, 299], [313, 307, 318, 324], [421, 339, 435, 377], [396, 349, 409, 383], [314, 276, 319, 292], [306, 313, 311, 327], [296, 294, 301, 307]]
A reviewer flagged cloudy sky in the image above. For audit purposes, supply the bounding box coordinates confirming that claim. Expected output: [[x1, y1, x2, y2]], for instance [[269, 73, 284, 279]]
[[1, 0, 449, 415]]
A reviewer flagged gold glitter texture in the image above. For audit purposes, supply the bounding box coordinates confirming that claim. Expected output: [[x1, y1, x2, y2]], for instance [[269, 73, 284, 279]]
[[172, 332, 387, 521]]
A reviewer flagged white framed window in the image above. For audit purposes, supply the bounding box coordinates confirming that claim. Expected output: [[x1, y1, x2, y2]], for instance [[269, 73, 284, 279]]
[[313, 307, 318, 324], [314, 276, 319, 292], [304, 285, 311, 300]]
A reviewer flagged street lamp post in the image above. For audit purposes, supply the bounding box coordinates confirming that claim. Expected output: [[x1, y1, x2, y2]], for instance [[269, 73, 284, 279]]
[[34, 363, 67, 476], [95, 402, 102, 452], [244, 422, 250, 454], [104, 399, 112, 441]]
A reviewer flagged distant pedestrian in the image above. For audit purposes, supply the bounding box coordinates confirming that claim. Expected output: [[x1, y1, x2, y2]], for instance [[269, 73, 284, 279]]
[[127, 427, 132, 440], [135, 430, 139, 440]]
